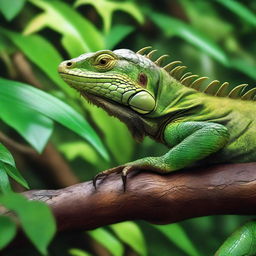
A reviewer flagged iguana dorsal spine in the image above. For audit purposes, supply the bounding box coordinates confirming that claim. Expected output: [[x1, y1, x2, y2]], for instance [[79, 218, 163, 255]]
[[137, 46, 256, 100]]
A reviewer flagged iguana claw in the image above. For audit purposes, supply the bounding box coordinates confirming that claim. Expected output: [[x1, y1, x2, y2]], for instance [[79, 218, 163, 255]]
[[93, 165, 135, 191], [93, 166, 123, 190]]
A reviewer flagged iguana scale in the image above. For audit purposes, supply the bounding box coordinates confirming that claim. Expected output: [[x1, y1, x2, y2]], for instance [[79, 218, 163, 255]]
[[58, 47, 256, 255]]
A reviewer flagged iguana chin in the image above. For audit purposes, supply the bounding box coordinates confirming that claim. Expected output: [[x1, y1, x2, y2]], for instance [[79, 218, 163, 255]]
[[58, 47, 256, 255]]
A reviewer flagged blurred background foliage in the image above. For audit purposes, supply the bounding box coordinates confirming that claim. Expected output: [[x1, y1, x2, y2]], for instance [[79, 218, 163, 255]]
[[0, 0, 255, 255]]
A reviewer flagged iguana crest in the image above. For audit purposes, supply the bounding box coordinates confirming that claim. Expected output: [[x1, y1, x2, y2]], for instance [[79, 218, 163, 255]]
[[137, 46, 256, 101]]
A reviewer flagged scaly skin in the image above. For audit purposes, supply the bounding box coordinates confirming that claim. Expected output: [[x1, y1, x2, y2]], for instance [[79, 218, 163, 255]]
[[58, 48, 256, 255]]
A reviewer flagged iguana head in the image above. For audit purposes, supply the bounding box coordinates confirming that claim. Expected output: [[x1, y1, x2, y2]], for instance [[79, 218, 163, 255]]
[[58, 48, 205, 140], [58, 49, 160, 115]]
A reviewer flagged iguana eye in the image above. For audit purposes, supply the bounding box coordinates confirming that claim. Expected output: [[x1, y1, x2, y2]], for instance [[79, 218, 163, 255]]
[[99, 58, 108, 65], [94, 54, 116, 70]]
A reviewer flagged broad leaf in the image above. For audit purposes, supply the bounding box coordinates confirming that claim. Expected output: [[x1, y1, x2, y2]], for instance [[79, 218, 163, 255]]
[[110, 221, 146, 256], [0, 144, 28, 189], [2, 163, 29, 189], [0, 143, 15, 167], [0, 100, 53, 153], [0, 78, 109, 160], [0, 193, 56, 255], [25, 0, 104, 57], [153, 224, 201, 256], [149, 11, 229, 66], [0, 164, 11, 193], [0, 216, 17, 249], [19, 201, 56, 255], [74, 0, 144, 33], [0, 27, 71, 93], [88, 228, 124, 256], [0, 0, 26, 21]]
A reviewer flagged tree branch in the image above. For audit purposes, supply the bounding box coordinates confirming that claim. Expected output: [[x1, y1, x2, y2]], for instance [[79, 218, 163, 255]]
[[15, 162, 256, 231]]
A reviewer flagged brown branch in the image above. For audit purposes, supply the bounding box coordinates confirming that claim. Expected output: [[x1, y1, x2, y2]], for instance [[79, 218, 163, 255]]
[[13, 52, 43, 89], [15, 162, 256, 231]]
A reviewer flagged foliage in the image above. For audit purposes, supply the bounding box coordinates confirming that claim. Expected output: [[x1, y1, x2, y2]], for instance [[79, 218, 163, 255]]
[[153, 224, 202, 256], [0, 78, 108, 158], [0, 143, 28, 192], [0, 0, 255, 255], [0, 193, 56, 254]]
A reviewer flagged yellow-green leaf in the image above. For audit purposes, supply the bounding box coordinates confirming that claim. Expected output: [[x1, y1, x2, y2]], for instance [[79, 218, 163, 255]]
[[74, 0, 144, 33]]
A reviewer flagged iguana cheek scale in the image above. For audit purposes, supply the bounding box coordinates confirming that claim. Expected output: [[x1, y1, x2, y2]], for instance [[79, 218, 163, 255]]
[[59, 46, 256, 255]]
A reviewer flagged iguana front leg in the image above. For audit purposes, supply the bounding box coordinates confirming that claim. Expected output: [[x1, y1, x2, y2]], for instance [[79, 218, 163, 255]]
[[93, 121, 230, 190]]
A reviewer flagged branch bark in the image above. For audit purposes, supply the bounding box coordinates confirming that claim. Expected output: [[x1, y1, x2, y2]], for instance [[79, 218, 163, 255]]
[[11, 162, 255, 232]]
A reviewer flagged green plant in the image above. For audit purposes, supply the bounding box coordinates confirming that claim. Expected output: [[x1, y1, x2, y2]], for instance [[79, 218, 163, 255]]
[[0, 0, 255, 255]]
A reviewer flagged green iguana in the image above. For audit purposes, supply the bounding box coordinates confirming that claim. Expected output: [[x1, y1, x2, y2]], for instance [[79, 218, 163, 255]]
[[58, 47, 256, 256]]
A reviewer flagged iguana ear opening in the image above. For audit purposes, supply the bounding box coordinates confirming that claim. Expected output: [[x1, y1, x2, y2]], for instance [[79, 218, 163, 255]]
[[128, 91, 155, 114], [138, 73, 148, 87]]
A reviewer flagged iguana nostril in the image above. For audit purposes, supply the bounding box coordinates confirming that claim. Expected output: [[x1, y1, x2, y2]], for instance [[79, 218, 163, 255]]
[[66, 62, 73, 67]]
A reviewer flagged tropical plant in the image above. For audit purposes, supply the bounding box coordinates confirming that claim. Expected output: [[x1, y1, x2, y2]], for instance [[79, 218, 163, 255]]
[[0, 0, 255, 255]]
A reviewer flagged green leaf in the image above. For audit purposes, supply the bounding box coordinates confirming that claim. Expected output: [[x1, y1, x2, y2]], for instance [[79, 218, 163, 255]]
[[2, 164, 29, 189], [180, 0, 233, 41], [69, 248, 93, 256], [74, 0, 144, 33], [110, 221, 146, 256], [0, 216, 17, 249], [59, 141, 100, 165], [0, 164, 11, 194], [0, 193, 56, 255], [149, 11, 229, 66], [0, 143, 15, 167], [105, 25, 135, 49], [0, 99, 53, 153], [88, 228, 124, 256], [25, 0, 104, 57], [0, 78, 109, 160], [19, 201, 56, 255], [216, 0, 256, 27], [0, 27, 71, 94], [0, 144, 29, 189], [153, 224, 201, 256], [0, 0, 26, 21]]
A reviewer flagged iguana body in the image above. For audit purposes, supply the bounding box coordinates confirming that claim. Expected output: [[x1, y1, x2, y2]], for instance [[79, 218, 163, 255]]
[[58, 47, 256, 255], [58, 47, 256, 172]]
